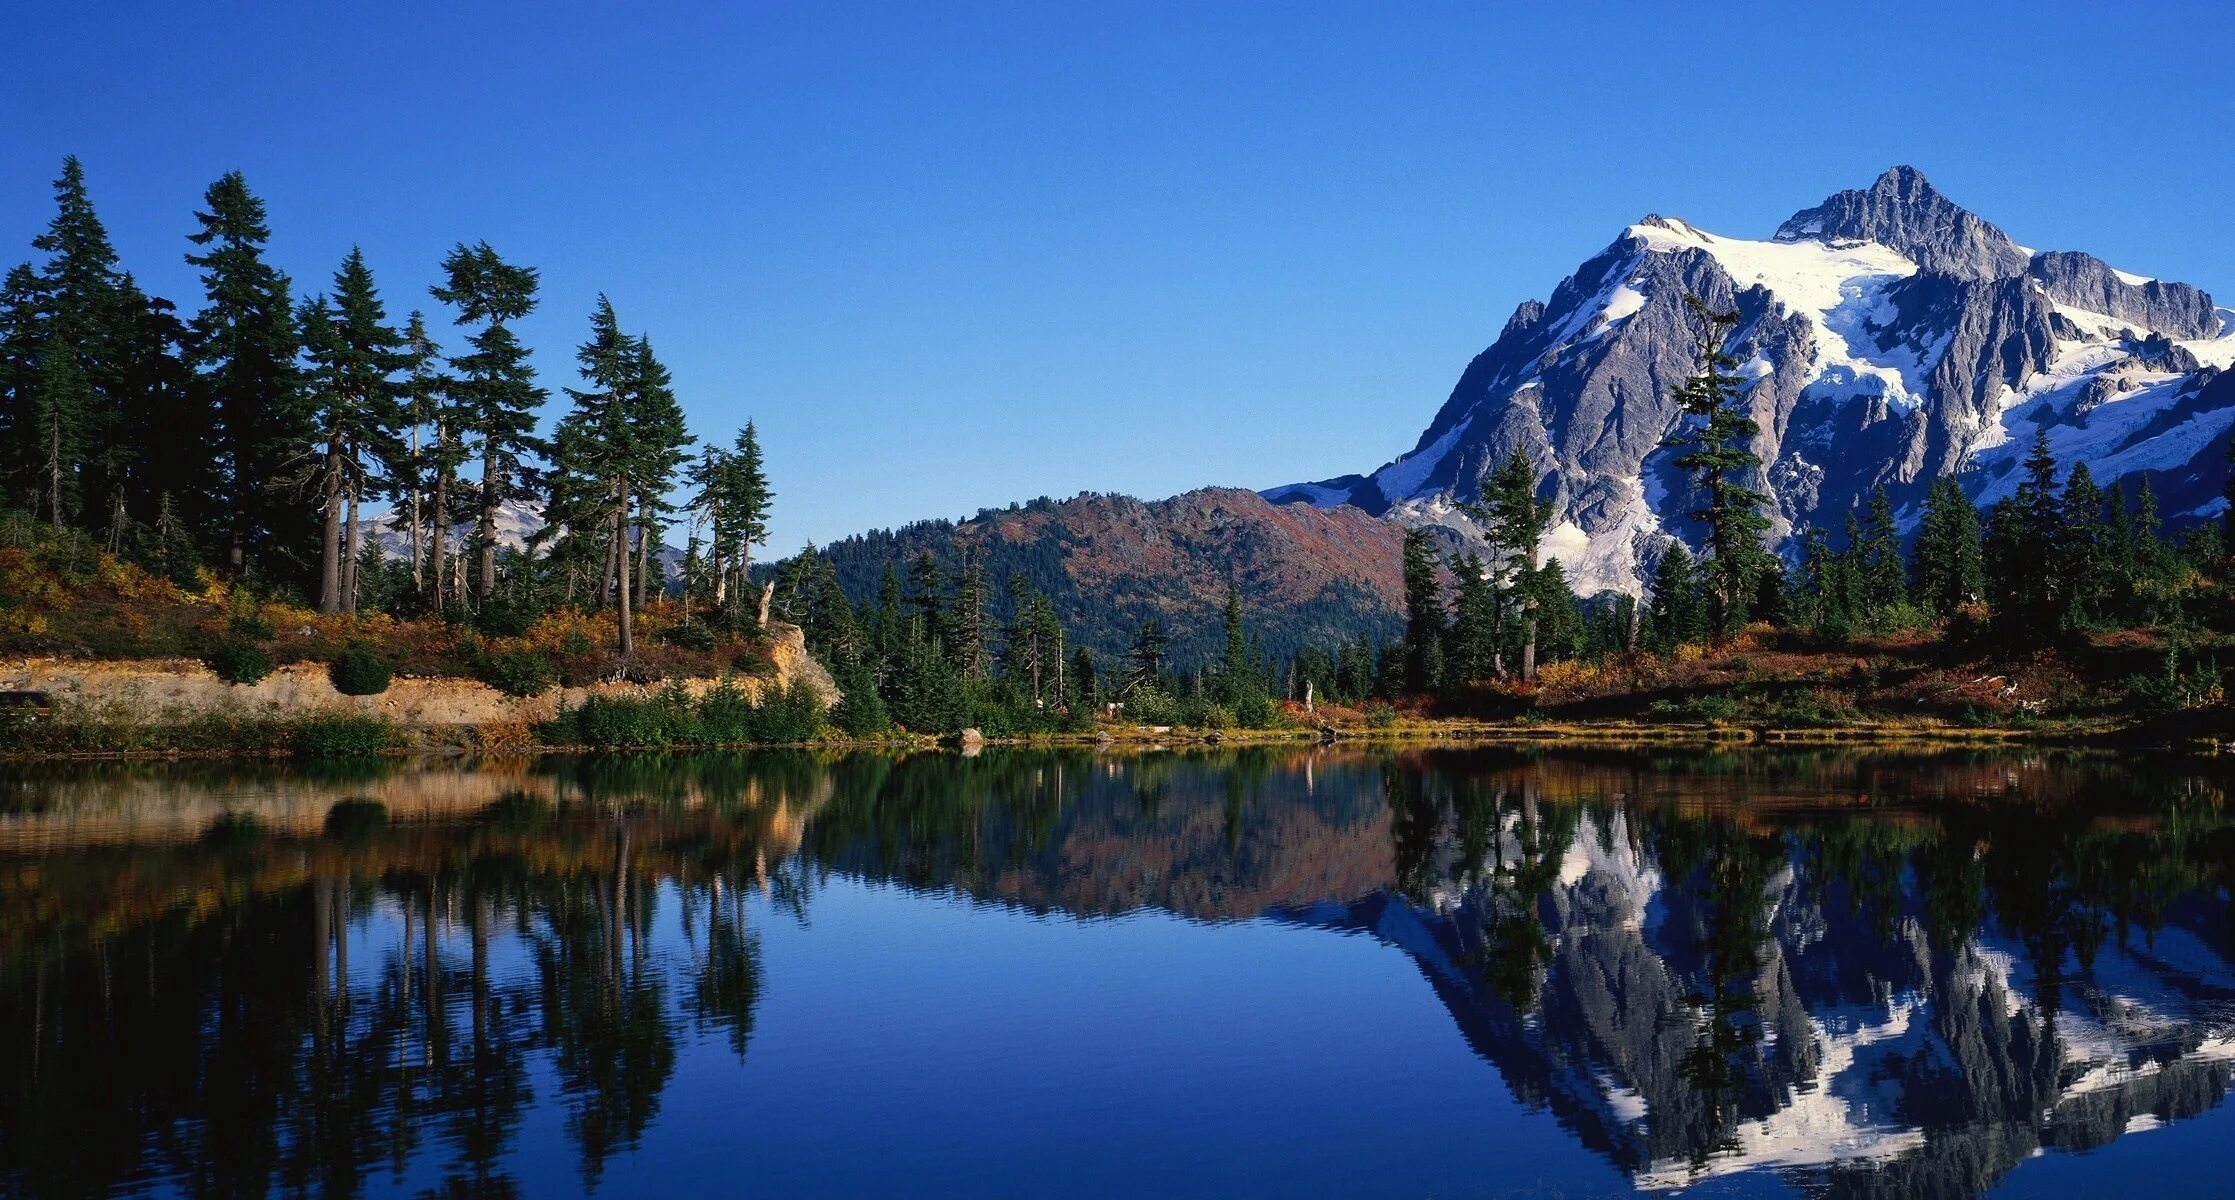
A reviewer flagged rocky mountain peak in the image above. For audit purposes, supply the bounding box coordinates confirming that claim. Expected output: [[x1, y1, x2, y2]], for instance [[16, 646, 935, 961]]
[[1775, 165, 2031, 279]]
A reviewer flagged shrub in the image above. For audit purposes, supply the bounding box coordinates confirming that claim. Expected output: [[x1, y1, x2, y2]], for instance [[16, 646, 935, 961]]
[[665, 620, 717, 651], [292, 713, 398, 757], [1122, 686, 1180, 726], [477, 648, 558, 697], [475, 595, 541, 637], [226, 610, 274, 640], [1363, 702, 1399, 729], [329, 642, 393, 695], [208, 642, 273, 686]]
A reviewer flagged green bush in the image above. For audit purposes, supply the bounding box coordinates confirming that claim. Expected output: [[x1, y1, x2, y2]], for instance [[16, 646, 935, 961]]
[[226, 611, 275, 640], [1122, 686, 1180, 725], [208, 642, 273, 686], [328, 642, 393, 695], [553, 679, 826, 749], [292, 713, 398, 757], [477, 648, 558, 697], [1363, 702, 1399, 729], [473, 595, 540, 637]]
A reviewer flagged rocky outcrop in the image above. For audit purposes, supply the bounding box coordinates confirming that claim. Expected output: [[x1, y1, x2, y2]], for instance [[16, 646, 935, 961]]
[[1775, 165, 2032, 279], [2026, 250, 2218, 340]]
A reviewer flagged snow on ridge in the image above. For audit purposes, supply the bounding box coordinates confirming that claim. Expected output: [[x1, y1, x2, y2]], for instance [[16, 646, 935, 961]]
[[1371, 413, 1474, 501], [1264, 481, 1353, 509], [1628, 218, 1935, 410]]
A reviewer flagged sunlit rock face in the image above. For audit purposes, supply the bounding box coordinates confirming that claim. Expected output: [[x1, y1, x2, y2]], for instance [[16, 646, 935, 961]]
[[1267, 166, 2235, 595]]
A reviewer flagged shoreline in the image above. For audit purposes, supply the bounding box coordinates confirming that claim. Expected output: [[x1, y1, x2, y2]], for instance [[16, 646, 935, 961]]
[[1, 713, 2215, 763]]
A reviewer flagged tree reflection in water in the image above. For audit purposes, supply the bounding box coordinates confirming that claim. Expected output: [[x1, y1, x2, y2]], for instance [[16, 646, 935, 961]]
[[1, 747, 2231, 1198]]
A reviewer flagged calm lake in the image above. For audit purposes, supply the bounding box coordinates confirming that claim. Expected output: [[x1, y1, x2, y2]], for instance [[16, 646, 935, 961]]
[[3, 747, 2232, 1199]]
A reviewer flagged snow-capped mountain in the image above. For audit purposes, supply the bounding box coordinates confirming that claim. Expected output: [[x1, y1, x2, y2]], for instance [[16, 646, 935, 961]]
[[1266, 166, 2235, 594]]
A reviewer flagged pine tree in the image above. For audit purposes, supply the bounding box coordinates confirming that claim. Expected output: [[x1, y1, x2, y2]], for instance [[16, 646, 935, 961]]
[[2057, 462, 2110, 628], [1124, 617, 1168, 695], [623, 334, 691, 610], [946, 550, 991, 679], [1911, 475, 1984, 619], [396, 311, 459, 602], [1666, 296, 1773, 635], [1399, 526, 1444, 694], [1464, 449, 1549, 679], [106, 276, 199, 541], [1859, 486, 1907, 622], [906, 551, 945, 648], [547, 297, 643, 650], [185, 172, 310, 580], [1983, 429, 2063, 643], [1445, 554, 1499, 688], [29, 158, 129, 528], [0, 264, 45, 506], [1645, 542, 1706, 652], [430, 241, 546, 601], [30, 341, 90, 530], [301, 249, 409, 613], [699, 421, 773, 619]]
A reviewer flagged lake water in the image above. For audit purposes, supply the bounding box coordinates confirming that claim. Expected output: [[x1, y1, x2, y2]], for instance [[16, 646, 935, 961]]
[[3, 747, 2232, 1198]]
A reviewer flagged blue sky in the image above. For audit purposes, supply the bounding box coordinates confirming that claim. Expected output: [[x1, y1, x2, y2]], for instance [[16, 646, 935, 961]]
[[5, 1, 2231, 554]]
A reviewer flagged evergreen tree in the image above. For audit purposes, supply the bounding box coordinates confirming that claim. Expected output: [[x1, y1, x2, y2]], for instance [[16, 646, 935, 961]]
[[29, 158, 130, 527], [1445, 554, 1499, 688], [1859, 486, 1907, 620], [1529, 558, 1586, 663], [546, 297, 645, 650], [1124, 617, 1168, 695], [722, 422, 773, 616], [1645, 542, 1706, 651], [430, 240, 546, 601], [1666, 296, 1773, 635], [185, 171, 310, 581], [0, 264, 46, 507], [106, 276, 200, 541], [946, 550, 991, 679], [2057, 462, 2111, 628], [300, 249, 408, 613], [1463, 449, 1549, 678], [622, 334, 691, 610], [1911, 475, 1984, 619], [1399, 526, 1445, 694], [906, 550, 945, 648], [395, 311, 460, 602], [1984, 429, 2063, 644], [29, 340, 90, 530]]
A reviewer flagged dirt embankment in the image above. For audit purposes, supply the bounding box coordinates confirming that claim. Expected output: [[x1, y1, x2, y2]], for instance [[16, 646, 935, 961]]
[[1, 621, 838, 732]]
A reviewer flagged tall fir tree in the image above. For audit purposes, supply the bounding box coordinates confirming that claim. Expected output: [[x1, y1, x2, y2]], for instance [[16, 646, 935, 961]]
[[1910, 475, 1984, 619], [1464, 448, 1548, 679], [29, 157, 129, 527], [1399, 526, 1445, 693], [1666, 296, 1773, 635], [395, 311, 460, 602], [1645, 542, 1706, 652], [430, 240, 546, 601], [300, 249, 409, 613], [29, 340, 90, 531], [546, 297, 643, 649], [1445, 554, 1499, 688], [185, 171, 311, 582]]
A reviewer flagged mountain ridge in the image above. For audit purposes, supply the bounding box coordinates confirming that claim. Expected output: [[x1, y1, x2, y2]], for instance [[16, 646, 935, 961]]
[[1266, 166, 2235, 593]]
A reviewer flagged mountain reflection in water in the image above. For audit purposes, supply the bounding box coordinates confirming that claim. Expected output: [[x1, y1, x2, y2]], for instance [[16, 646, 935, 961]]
[[3, 748, 2232, 1198]]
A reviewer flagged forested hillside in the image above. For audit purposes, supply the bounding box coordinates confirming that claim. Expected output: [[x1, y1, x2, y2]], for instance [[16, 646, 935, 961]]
[[807, 487, 1409, 671]]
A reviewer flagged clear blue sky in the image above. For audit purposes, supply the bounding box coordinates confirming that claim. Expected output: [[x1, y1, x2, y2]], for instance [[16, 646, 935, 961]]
[[5, 1, 2231, 554]]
